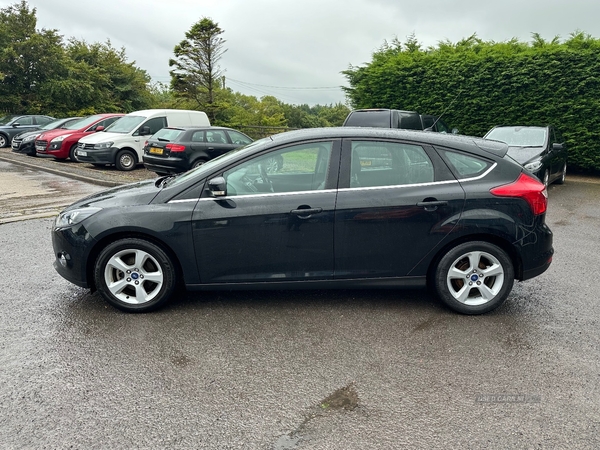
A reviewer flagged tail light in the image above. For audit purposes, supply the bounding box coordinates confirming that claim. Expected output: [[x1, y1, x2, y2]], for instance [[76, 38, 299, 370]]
[[490, 172, 548, 215], [166, 143, 186, 153]]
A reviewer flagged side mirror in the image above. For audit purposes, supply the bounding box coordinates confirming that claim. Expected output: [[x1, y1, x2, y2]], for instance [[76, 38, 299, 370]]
[[140, 126, 151, 136], [95, 125, 105, 132], [452, 128, 459, 134], [552, 142, 565, 151], [207, 176, 227, 197], [12, 122, 20, 127]]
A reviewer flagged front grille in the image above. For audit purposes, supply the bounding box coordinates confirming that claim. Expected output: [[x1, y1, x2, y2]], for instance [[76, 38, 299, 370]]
[[35, 140, 48, 150], [80, 143, 96, 150]]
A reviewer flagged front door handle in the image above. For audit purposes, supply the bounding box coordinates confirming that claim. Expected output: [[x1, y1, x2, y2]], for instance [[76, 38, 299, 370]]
[[291, 207, 323, 218]]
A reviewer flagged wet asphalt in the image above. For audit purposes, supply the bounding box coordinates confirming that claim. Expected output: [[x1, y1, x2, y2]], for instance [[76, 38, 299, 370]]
[[0, 158, 599, 449]]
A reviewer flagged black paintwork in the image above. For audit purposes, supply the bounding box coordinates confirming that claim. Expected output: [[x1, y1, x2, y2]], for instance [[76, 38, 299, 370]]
[[11, 117, 82, 155], [52, 127, 553, 294]]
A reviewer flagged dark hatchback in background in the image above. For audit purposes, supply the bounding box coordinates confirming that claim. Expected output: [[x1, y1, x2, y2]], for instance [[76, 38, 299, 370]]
[[52, 127, 553, 315], [142, 126, 253, 175], [484, 125, 567, 186], [0, 114, 55, 148], [11, 117, 82, 156]]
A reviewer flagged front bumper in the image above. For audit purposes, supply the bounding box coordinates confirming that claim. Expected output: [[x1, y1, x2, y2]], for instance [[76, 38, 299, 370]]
[[76, 147, 119, 165], [52, 224, 96, 288]]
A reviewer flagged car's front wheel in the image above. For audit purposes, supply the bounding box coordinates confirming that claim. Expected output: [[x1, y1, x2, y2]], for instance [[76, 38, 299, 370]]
[[115, 149, 136, 171], [555, 162, 567, 185], [0, 134, 8, 148], [434, 241, 514, 314], [94, 238, 177, 312]]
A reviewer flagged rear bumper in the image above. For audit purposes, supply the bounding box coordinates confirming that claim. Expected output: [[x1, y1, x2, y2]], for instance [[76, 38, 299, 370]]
[[142, 155, 188, 174]]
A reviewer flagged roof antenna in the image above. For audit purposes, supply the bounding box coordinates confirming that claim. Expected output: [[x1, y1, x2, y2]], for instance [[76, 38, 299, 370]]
[[426, 90, 462, 132]]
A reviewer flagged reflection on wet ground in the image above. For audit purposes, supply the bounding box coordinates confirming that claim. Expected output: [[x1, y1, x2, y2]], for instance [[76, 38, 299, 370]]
[[0, 160, 104, 223]]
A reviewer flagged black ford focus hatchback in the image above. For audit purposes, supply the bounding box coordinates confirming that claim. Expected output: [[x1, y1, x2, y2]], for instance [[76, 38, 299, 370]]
[[52, 127, 553, 314]]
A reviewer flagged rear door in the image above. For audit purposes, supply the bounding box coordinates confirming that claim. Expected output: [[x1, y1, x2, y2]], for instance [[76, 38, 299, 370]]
[[334, 138, 465, 279]]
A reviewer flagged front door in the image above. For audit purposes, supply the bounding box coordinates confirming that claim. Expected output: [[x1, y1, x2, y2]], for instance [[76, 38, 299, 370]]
[[192, 140, 339, 283]]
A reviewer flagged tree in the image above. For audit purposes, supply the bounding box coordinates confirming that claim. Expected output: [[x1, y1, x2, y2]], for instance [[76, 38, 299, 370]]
[[0, 1, 65, 113], [169, 17, 227, 120]]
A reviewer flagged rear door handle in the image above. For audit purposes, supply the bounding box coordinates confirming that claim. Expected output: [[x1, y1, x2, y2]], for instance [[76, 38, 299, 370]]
[[416, 200, 448, 211]]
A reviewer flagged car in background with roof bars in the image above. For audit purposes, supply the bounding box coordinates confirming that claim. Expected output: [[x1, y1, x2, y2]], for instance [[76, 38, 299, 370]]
[[142, 126, 253, 175], [52, 127, 553, 315]]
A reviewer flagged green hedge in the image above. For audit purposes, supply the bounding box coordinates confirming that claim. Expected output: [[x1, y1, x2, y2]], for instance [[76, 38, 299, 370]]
[[343, 33, 600, 171]]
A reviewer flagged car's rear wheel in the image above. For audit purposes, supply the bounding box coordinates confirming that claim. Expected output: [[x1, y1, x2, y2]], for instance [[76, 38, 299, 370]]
[[556, 162, 567, 185], [115, 149, 136, 171], [434, 241, 514, 314], [94, 238, 176, 312]]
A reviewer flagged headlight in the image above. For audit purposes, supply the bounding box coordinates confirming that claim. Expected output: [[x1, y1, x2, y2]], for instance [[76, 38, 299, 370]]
[[51, 134, 72, 143], [524, 159, 543, 171], [55, 207, 102, 228], [23, 134, 37, 142], [94, 142, 114, 150]]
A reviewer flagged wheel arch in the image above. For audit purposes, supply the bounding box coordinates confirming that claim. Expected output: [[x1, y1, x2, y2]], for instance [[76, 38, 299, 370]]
[[86, 231, 185, 291], [426, 233, 523, 286], [116, 146, 139, 163]]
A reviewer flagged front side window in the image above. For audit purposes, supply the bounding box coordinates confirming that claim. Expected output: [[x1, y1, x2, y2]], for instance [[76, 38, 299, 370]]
[[206, 130, 227, 144], [137, 117, 167, 136], [223, 141, 333, 196], [16, 116, 33, 125], [228, 130, 252, 145], [349, 141, 434, 188]]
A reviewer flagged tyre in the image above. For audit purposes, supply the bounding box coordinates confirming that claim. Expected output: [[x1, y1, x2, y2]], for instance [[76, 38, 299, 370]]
[[191, 158, 207, 169], [434, 241, 514, 314], [94, 238, 177, 312], [0, 134, 8, 148], [69, 144, 79, 162], [115, 149, 136, 171], [555, 162, 567, 185]]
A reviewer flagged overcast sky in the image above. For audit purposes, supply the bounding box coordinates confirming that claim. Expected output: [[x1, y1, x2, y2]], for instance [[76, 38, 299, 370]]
[[7, 0, 600, 105]]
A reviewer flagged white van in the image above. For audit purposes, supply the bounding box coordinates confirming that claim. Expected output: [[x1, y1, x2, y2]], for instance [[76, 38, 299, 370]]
[[76, 109, 210, 170]]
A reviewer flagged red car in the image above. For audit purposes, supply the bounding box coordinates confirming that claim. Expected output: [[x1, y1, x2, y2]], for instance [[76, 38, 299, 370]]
[[35, 114, 124, 161]]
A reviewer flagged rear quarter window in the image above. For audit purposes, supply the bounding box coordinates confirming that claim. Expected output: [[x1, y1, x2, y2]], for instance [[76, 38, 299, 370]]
[[152, 128, 183, 141], [438, 149, 492, 178]]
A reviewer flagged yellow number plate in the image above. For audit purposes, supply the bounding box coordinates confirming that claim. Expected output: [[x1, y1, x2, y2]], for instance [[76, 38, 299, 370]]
[[149, 147, 163, 155]]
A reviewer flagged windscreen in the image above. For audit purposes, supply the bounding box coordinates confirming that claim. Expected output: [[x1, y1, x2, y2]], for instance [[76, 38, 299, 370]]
[[105, 116, 145, 133], [486, 127, 547, 147]]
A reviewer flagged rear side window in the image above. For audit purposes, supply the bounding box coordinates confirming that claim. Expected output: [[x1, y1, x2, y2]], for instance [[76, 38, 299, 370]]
[[439, 149, 492, 178], [350, 141, 434, 187], [206, 130, 228, 144]]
